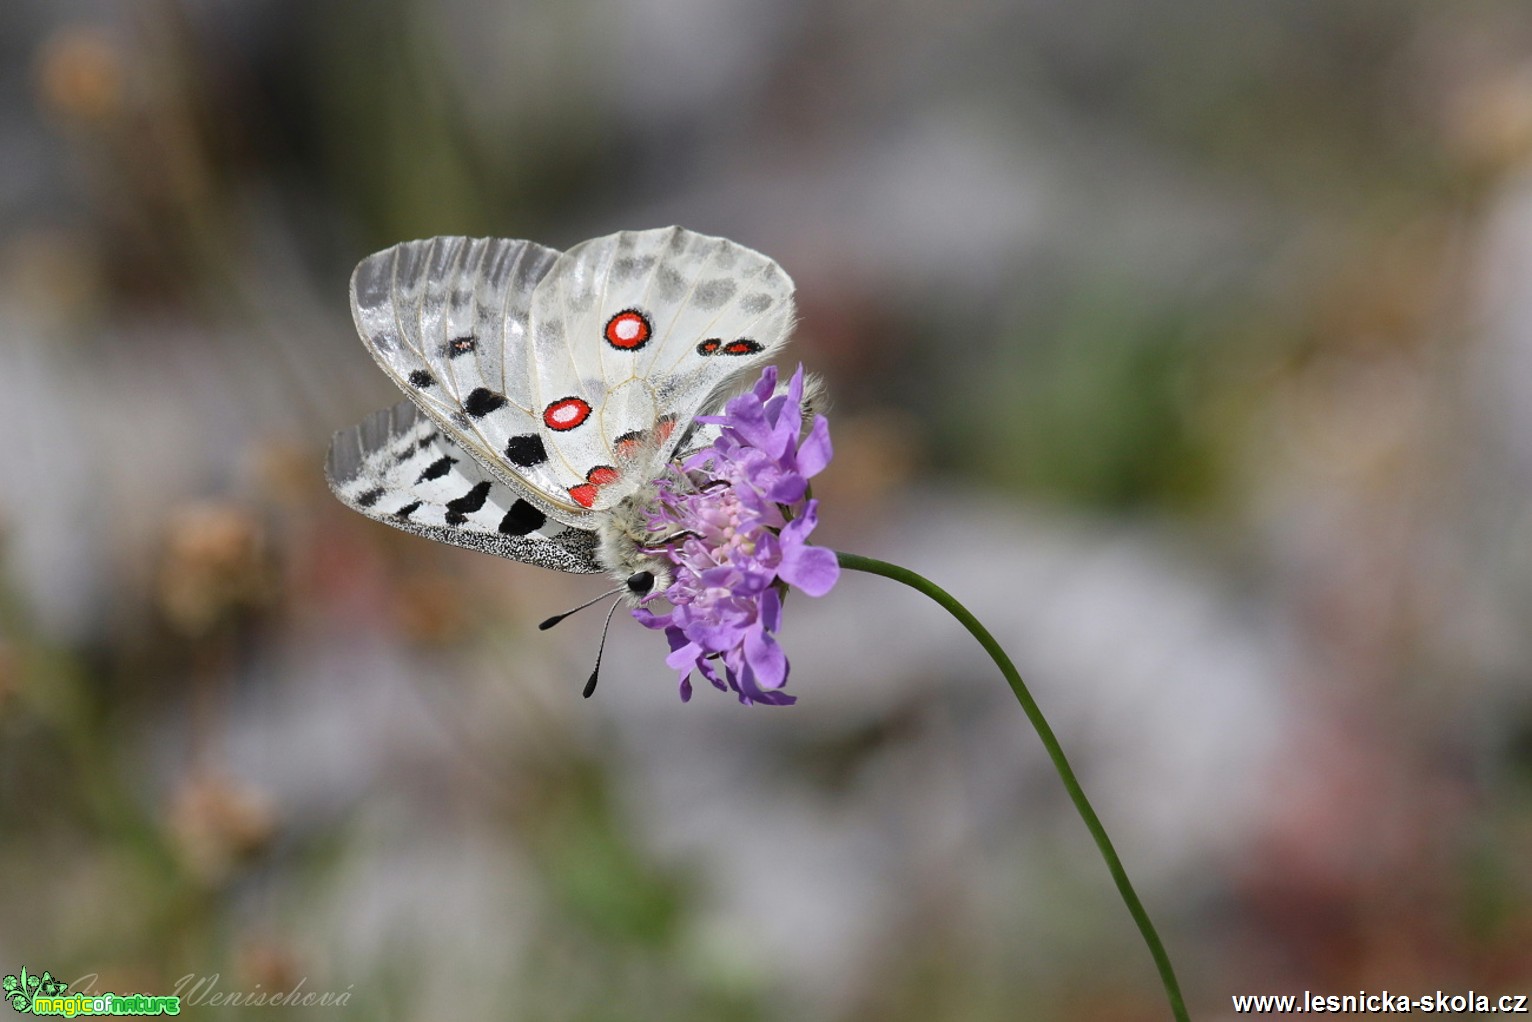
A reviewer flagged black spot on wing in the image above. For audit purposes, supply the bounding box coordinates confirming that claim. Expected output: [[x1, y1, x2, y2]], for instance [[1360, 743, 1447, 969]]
[[505, 433, 548, 467], [498, 499, 547, 536], [394, 500, 422, 520], [408, 370, 434, 388], [464, 387, 508, 418], [441, 336, 477, 358], [356, 487, 385, 508], [417, 455, 456, 483], [445, 481, 493, 525]]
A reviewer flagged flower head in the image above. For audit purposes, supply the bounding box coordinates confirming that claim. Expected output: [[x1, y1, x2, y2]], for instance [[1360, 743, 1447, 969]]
[[633, 365, 839, 705]]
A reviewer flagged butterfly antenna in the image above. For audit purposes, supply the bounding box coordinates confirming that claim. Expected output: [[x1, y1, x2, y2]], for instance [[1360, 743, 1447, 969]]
[[583, 595, 625, 698], [539, 584, 626, 630]]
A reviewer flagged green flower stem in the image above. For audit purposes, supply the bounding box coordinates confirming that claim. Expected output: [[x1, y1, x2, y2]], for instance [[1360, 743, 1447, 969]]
[[836, 551, 1189, 1022]]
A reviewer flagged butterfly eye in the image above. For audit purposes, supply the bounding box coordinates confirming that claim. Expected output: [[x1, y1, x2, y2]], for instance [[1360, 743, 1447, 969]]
[[626, 570, 655, 595]]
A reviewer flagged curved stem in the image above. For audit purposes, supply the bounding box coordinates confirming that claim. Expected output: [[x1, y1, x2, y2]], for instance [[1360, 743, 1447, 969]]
[[836, 551, 1190, 1022]]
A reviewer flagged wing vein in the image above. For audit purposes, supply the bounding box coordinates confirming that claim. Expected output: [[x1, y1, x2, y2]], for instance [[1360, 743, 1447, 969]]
[[464, 240, 508, 471], [390, 246, 426, 365], [442, 237, 471, 406]]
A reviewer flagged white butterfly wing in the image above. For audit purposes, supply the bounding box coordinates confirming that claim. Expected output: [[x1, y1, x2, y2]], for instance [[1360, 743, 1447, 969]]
[[522, 227, 795, 511], [350, 236, 588, 525], [339, 227, 797, 566], [326, 400, 603, 573]]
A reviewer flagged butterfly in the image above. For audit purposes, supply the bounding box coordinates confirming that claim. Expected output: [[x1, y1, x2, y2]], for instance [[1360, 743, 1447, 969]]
[[325, 227, 797, 605]]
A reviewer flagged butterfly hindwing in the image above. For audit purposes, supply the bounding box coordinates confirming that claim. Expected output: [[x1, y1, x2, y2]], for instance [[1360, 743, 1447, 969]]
[[326, 400, 603, 573], [349, 236, 584, 524], [522, 227, 796, 511]]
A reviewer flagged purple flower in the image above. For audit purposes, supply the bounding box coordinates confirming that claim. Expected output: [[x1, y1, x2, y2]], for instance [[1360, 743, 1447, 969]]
[[632, 365, 839, 705]]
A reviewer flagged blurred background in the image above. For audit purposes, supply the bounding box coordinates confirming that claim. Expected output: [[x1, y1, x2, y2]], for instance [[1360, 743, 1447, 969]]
[[2, 0, 1531, 1018]]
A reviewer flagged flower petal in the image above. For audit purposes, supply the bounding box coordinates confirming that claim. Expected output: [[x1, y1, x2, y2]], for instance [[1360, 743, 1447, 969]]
[[665, 639, 705, 673], [760, 586, 782, 632], [697, 656, 729, 692], [796, 415, 833, 479], [764, 472, 808, 505], [779, 542, 839, 597], [751, 364, 779, 402], [631, 606, 672, 630], [743, 624, 788, 690]]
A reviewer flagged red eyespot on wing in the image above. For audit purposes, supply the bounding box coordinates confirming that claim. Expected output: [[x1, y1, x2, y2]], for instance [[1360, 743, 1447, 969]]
[[587, 465, 619, 485], [569, 484, 599, 508], [723, 339, 764, 356], [656, 414, 677, 444], [543, 397, 591, 431], [604, 310, 651, 350], [697, 338, 722, 355]]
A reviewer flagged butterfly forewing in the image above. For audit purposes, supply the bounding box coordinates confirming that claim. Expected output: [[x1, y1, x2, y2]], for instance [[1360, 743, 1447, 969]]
[[326, 401, 603, 573], [523, 227, 795, 511], [350, 236, 585, 523]]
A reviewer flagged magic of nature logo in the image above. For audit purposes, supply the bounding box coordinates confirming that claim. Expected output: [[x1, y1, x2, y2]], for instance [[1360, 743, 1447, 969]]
[[3, 968, 179, 1016]]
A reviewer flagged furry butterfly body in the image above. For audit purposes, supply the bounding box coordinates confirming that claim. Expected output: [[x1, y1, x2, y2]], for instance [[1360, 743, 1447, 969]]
[[326, 227, 796, 595]]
